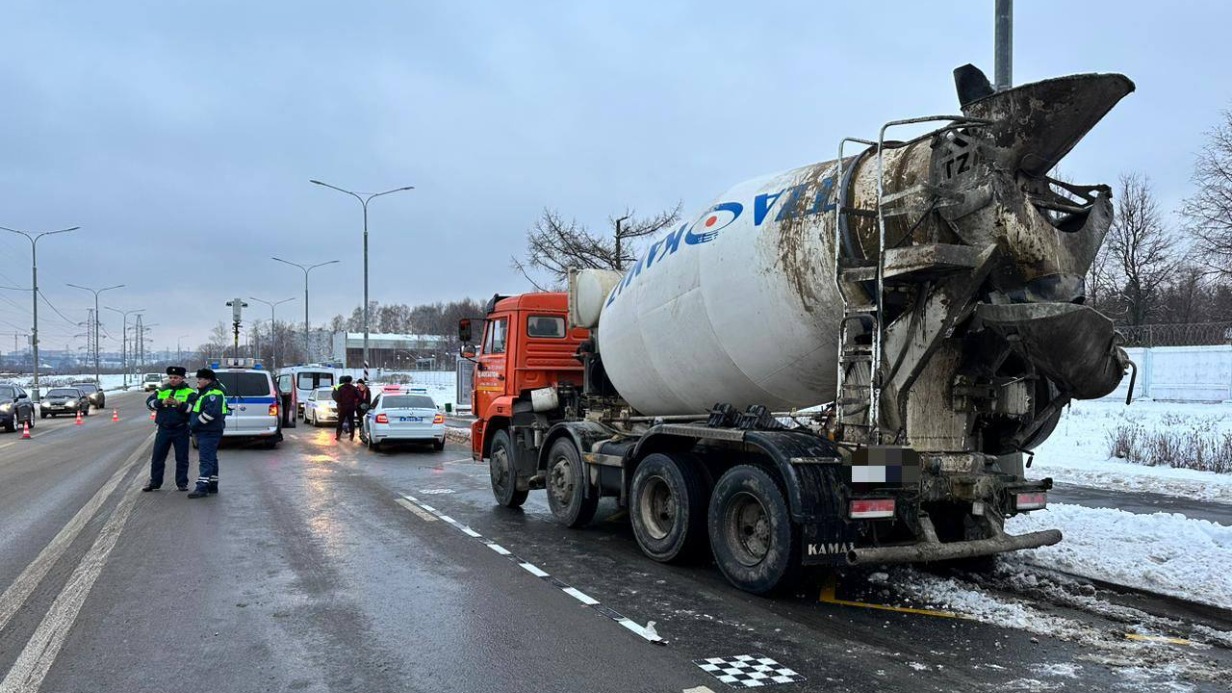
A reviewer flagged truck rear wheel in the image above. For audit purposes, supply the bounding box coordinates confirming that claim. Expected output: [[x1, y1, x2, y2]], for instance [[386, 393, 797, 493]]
[[546, 438, 598, 528], [489, 429, 527, 508], [630, 453, 710, 563], [708, 465, 798, 595]]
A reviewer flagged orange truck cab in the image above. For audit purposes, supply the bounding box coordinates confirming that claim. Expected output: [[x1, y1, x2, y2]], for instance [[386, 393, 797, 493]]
[[465, 293, 588, 462]]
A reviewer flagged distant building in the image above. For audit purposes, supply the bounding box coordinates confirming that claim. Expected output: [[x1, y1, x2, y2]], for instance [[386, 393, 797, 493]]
[[330, 332, 450, 369]]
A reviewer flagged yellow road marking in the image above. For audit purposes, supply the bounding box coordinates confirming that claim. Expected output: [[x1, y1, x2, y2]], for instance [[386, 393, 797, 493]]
[[818, 575, 964, 619], [1125, 634, 1193, 646]]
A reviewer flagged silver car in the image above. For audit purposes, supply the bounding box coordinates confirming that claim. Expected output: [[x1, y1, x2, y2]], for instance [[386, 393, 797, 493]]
[[303, 387, 339, 426]]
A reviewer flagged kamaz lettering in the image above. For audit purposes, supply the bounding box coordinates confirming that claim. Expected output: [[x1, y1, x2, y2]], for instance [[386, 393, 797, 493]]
[[606, 174, 837, 307]]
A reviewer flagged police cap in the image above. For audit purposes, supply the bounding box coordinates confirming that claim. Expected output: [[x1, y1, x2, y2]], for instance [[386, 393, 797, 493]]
[[195, 368, 217, 380], [166, 366, 187, 377]]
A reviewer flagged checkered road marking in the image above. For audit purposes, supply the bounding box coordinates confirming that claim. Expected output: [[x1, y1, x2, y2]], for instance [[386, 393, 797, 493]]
[[693, 655, 805, 689]]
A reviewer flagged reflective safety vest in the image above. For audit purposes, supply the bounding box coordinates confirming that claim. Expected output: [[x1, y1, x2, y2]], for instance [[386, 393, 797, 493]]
[[157, 386, 195, 404], [192, 387, 230, 415]]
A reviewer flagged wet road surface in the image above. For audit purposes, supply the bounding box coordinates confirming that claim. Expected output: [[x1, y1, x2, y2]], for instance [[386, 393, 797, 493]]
[[1, 396, 1228, 692]]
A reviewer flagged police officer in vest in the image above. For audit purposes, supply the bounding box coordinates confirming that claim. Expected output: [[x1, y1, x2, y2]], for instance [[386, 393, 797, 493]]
[[142, 366, 196, 492], [187, 368, 228, 499]]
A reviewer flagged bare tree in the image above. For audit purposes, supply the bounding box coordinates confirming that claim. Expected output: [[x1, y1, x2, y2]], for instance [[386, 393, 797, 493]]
[[512, 204, 682, 290], [1105, 173, 1182, 326], [1182, 109, 1232, 277]]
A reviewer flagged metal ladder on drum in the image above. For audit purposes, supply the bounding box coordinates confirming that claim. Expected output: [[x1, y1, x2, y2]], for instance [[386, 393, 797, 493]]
[[832, 116, 990, 444]]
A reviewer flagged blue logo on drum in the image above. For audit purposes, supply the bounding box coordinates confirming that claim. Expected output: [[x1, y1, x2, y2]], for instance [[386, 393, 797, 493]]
[[685, 202, 743, 245]]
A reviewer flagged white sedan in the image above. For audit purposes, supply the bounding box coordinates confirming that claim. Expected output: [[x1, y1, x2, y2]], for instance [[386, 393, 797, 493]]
[[303, 387, 339, 426], [360, 388, 445, 452]]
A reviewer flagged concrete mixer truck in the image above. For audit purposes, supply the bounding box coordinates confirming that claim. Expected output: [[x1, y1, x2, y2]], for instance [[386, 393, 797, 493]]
[[459, 65, 1134, 594]]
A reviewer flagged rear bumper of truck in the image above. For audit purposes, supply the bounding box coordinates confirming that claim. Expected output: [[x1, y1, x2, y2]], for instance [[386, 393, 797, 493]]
[[843, 514, 1061, 565]]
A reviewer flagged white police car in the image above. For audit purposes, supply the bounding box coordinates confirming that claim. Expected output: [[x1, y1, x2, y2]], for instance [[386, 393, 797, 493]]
[[195, 358, 282, 449], [360, 386, 445, 452]]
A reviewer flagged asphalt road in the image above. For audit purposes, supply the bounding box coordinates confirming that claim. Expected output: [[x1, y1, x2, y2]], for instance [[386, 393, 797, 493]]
[[1, 392, 1228, 693]]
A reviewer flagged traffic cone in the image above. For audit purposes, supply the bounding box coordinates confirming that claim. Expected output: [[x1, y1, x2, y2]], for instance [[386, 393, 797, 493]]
[[21, 421, 30, 439], [74, 410, 83, 425], [111, 409, 119, 423]]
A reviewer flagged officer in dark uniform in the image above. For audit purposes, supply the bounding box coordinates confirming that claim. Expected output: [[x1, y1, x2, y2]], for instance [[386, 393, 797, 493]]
[[142, 366, 196, 491], [187, 368, 228, 499]]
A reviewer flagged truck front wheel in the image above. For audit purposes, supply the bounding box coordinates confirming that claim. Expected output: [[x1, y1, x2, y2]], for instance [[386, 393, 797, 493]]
[[631, 453, 710, 563], [546, 438, 598, 527], [708, 465, 798, 595], [489, 430, 527, 508]]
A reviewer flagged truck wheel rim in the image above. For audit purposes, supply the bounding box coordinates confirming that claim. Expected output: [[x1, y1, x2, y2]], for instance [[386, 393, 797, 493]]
[[549, 458, 573, 505], [638, 476, 674, 540], [724, 492, 770, 567], [491, 446, 512, 491]]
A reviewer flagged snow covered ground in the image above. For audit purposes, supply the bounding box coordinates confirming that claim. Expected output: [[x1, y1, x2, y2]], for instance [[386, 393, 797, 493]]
[[1033, 399, 1232, 504]]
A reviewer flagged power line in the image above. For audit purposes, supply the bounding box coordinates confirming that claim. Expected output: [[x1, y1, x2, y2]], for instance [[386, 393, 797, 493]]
[[37, 289, 83, 327]]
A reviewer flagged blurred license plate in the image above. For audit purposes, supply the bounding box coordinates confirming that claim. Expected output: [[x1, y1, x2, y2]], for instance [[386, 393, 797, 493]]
[[398, 416, 422, 422]]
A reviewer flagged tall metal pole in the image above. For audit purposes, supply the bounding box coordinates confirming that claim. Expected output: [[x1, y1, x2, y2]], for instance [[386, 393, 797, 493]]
[[68, 283, 123, 384], [249, 296, 295, 370], [309, 179, 413, 378], [995, 0, 1013, 91], [272, 257, 338, 363], [105, 307, 144, 389], [1, 225, 80, 402]]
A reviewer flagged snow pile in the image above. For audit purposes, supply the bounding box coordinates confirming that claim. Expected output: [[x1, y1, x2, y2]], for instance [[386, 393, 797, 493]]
[[1034, 400, 1232, 503], [1006, 503, 1232, 610]]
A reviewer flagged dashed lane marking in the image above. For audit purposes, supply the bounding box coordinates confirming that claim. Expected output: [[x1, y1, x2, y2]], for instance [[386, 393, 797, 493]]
[[395, 498, 439, 522], [818, 574, 963, 619], [401, 493, 666, 645]]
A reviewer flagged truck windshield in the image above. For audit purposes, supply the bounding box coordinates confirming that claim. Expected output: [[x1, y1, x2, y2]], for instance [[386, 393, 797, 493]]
[[484, 318, 507, 354]]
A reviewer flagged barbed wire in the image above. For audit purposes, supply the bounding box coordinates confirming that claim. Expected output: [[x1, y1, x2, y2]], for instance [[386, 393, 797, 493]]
[[1116, 322, 1232, 347]]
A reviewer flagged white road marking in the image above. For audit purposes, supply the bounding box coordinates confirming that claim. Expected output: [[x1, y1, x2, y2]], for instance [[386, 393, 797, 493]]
[[399, 493, 666, 645], [520, 562, 549, 578], [683, 687, 717, 693], [0, 477, 143, 692], [562, 587, 599, 606], [395, 498, 438, 522], [0, 433, 153, 634]]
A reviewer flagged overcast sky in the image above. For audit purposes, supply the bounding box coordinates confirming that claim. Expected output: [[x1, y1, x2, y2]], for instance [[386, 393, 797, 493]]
[[0, 0, 1227, 356]]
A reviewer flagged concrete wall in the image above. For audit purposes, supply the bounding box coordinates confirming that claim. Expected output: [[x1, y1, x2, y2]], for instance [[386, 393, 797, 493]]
[[1102, 345, 1232, 402]]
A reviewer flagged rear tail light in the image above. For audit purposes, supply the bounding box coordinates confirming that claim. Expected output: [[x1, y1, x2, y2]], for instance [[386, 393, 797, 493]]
[[376, 413, 389, 424], [1015, 492, 1047, 511], [849, 498, 896, 519], [268, 404, 279, 417], [433, 413, 445, 424]]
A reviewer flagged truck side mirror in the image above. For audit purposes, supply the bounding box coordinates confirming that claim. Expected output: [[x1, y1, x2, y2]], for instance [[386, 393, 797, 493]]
[[458, 318, 472, 344]]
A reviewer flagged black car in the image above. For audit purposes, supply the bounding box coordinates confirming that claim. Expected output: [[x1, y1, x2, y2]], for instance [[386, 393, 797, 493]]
[[0, 384, 36, 432], [71, 382, 105, 409], [42, 387, 91, 418]]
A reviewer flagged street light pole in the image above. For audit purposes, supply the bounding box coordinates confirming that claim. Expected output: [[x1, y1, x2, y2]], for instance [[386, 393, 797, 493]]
[[177, 335, 188, 363], [272, 257, 339, 363], [104, 306, 144, 389], [309, 179, 413, 377], [67, 283, 123, 385], [1, 225, 80, 402], [248, 296, 295, 370]]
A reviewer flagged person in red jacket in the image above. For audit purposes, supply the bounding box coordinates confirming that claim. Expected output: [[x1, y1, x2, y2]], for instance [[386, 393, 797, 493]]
[[331, 375, 362, 441]]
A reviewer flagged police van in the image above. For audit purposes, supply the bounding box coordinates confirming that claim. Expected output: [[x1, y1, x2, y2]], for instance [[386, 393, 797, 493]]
[[275, 365, 336, 419], [198, 358, 282, 449]]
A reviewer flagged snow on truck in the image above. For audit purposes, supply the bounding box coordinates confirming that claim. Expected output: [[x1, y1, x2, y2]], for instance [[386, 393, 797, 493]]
[[459, 66, 1135, 594]]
